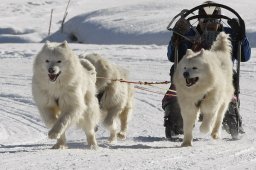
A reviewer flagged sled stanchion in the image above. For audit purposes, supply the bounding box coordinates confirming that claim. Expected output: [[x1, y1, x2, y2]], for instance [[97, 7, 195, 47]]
[[236, 40, 242, 136], [174, 45, 179, 70], [236, 41, 241, 101]]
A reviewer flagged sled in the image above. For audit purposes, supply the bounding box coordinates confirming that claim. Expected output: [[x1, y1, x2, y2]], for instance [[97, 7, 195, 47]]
[[166, 3, 245, 139]]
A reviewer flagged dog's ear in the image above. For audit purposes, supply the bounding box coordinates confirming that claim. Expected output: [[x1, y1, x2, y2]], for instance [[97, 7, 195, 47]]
[[59, 40, 68, 48], [199, 48, 205, 55], [44, 40, 51, 48], [99, 59, 110, 71], [187, 49, 204, 59], [186, 49, 194, 55]]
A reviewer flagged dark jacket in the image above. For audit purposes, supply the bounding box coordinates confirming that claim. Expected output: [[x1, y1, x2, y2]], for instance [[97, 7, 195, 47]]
[[167, 26, 251, 63]]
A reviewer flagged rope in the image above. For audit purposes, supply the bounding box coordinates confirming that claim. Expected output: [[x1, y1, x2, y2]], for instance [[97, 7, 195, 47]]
[[147, 84, 176, 93], [135, 86, 177, 96], [96, 76, 177, 96], [134, 85, 165, 95], [97, 76, 171, 85]]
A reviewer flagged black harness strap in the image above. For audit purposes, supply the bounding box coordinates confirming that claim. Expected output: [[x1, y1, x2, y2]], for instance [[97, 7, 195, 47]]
[[195, 95, 206, 108]]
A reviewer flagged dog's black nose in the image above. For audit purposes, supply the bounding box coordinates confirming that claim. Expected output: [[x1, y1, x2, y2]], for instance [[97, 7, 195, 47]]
[[48, 67, 55, 74], [183, 71, 190, 78]]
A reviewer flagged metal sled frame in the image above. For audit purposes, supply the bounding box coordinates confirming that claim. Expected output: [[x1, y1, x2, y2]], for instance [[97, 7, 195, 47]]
[[167, 3, 245, 135]]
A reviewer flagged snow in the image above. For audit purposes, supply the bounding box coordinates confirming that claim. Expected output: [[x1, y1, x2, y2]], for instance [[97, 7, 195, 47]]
[[0, 0, 256, 169]]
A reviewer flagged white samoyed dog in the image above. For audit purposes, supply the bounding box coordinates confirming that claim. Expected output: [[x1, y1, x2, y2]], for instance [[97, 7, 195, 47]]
[[80, 53, 134, 143], [32, 41, 100, 149], [174, 32, 234, 147]]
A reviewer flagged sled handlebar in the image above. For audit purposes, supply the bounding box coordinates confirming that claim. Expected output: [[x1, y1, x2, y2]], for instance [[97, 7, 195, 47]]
[[183, 3, 244, 25], [167, 3, 245, 35]]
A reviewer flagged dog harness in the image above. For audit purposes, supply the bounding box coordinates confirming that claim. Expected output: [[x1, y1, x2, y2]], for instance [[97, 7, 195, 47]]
[[195, 94, 206, 108]]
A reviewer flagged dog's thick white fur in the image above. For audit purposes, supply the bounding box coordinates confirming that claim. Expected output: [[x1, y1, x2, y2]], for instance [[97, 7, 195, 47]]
[[80, 53, 134, 143], [32, 41, 100, 149], [174, 32, 234, 147]]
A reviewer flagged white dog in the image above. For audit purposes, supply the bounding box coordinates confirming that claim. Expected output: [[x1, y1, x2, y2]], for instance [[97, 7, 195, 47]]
[[32, 41, 100, 149], [80, 53, 134, 143], [174, 32, 234, 147]]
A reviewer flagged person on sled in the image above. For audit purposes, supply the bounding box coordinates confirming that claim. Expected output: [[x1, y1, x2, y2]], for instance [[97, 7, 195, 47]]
[[162, 1, 251, 140]]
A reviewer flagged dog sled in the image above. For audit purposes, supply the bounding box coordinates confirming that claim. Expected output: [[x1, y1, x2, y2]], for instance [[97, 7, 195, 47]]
[[166, 3, 246, 139]]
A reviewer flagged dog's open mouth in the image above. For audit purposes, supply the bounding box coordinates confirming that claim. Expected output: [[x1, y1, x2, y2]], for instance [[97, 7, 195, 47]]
[[48, 72, 61, 82], [185, 77, 199, 87]]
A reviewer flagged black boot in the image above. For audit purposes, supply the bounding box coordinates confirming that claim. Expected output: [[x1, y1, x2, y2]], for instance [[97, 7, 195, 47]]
[[162, 80, 183, 140], [223, 98, 244, 139], [163, 103, 183, 140], [164, 116, 183, 138]]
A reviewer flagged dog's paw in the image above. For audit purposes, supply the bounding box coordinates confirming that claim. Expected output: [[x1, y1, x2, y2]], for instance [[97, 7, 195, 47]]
[[181, 141, 192, 147], [48, 129, 61, 139], [51, 143, 68, 149], [89, 144, 98, 150], [108, 133, 117, 144], [199, 124, 210, 134], [211, 132, 220, 139], [108, 138, 117, 145], [117, 132, 126, 140]]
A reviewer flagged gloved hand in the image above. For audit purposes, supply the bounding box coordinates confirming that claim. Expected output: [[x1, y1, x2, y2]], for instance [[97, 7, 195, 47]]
[[227, 18, 245, 41]]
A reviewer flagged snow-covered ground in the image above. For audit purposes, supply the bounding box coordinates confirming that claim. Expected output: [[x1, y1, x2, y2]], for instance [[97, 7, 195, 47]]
[[0, 0, 256, 169]]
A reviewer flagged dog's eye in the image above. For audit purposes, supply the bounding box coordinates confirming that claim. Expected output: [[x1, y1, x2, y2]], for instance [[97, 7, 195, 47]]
[[57, 60, 62, 63], [184, 67, 186, 70], [192, 67, 197, 70], [45, 60, 49, 63]]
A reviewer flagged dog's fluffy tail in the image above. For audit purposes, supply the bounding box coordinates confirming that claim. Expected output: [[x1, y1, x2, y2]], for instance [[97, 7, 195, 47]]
[[210, 32, 232, 53]]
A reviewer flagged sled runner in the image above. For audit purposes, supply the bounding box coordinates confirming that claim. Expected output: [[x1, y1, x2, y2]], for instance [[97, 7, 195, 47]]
[[166, 3, 246, 139]]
